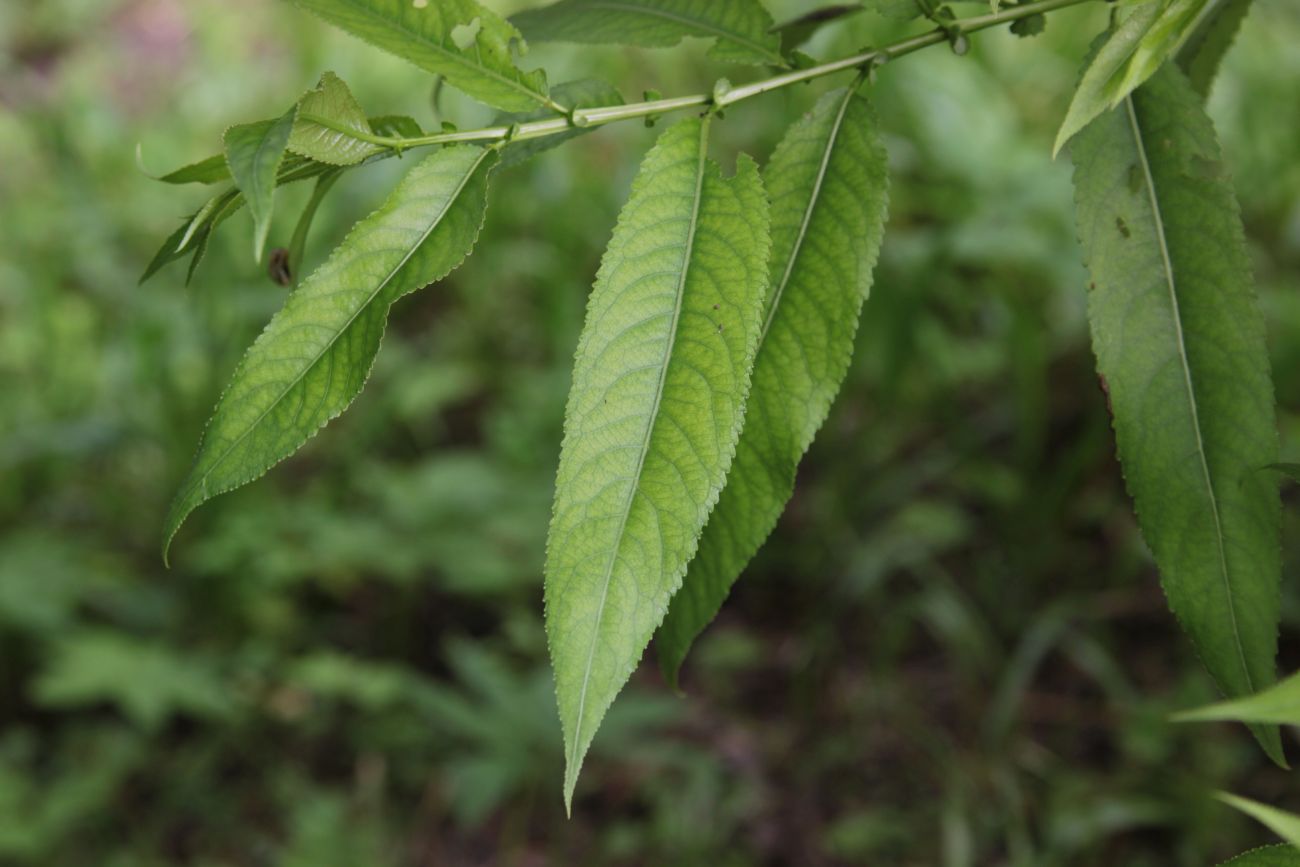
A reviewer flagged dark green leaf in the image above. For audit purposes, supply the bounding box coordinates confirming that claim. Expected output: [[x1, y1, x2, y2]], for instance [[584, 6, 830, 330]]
[[1218, 794, 1300, 847], [1071, 64, 1283, 763], [769, 4, 864, 52], [658, 87, 889, 685], [1177, 0, 1253, 97], [545, 117, 771, 809], [163, 145, 497, 559], [1219, 845, 1300, 867]]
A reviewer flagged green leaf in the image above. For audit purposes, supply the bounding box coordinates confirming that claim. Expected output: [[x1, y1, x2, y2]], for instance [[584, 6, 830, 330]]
[[286, 171, 343, 286], [1055, 0, 1213, 155], [151, 153, 232, 185], [368, 114, 424, 138], [1175, 667, 1300, 724], [1218, 794, 1300, 847], [163, 145, 497, 560], [224, 107, 298, 262], [862, 0, 989, 21], [1267, 463, 1300, 483], [657, 87, 889, 685], [1176, 0, 1253, 97], [1219, 845, 1300, 867], [289, 71, 384, 166], [1070, 64, 1283, 763], [290, 0, 554, 112], [513, 0, 788, 68], [545, 116, 771, 809], [496, 78, 624, 168], [769, 4, 864, 53]]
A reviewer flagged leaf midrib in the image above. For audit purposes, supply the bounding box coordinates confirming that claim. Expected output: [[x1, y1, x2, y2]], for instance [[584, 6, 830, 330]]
[[318, 0, 552, 108], [760, 86, 854, 342], [1123, 94, 1253, 691], [175, 148, 491, 506], [578, 0, 785, 65], [567, 121, 710, 789]]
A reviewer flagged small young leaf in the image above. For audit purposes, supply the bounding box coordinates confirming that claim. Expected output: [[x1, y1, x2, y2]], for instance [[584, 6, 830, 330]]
[[513, 0, 788, 68], [368, 114, 424, 139], [496, 78, 624, 168], [545, 116, 771, 809], [1217, 793, 1300, 847], [290, 0, 554, 112], [1056, 0, 1215, 155], [1176, 0, 1253, 98], [224, 106, 298, 262], [289, 72, 383, 166], [1071, 64, 1283, 763], [1175, 667, 1300, 724], [1219, 845, 1300, 867], [163, 145, 497, 560], [657, 87, 889, 685]]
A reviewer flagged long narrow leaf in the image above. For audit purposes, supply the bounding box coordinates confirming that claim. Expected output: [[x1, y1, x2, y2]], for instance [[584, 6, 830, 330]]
[[1175, 667, 1300, 724], [1218, 794, 1300, 847], [1176, 0, 1253, 97], [290, 0, 554, 112], [545, 116, 771, 809], [657, 87, 889, 684], [163, 145, 497, 559], [1070, 64, 1283, 763], [513, 0, 787, 67]]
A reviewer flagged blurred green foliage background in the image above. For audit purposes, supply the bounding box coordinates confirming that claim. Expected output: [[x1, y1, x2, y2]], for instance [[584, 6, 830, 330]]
[[3, 1, 1300, 864]]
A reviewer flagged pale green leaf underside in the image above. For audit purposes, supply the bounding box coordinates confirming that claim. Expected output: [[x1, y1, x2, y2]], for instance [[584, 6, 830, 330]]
[[291, 0, 552, 112], [1219, 845, 1300, 867], [289, 71, 383, 166], [513, 0, 787, 67], [545, 117, 771, 808], [1070, 65, 1281, 761], [657, 87, 890, 684], [1218, 794, 1300, 848], [224, 107, 297, 262], [164, 145, 497, 559], [1175, 667, 1300, 724]]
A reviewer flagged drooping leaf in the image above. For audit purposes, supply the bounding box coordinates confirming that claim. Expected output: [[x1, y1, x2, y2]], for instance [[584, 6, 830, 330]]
[[163, 145, 497, 559], [224, 106, 298, 262], [286, 171, 343, 286], [513, 0, 787, 68], [1071, 64, 1283, 763], [1176, 0, 1253, 97], [1055, 0, 1213, 155], [496, 78, 624, 168], [1218, 794, 1300, 847], [1219, 845, 1300, 867], [290, 0, 554, 112], [1175, 667, 1300, 724], [657, 87, 889, 685], [545, 116, 771, 809], [289, 72, 384, 166], [769, 4, 864, 53]]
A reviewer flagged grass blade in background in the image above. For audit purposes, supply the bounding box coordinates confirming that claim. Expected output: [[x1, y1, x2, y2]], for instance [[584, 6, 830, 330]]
[[1070, 64, 1283, 763], [223, 107, 297, 262], [545, 116, 771, 809], [163, 145, 498, 560], [657, 87, 889, 685], [290, 0, 554, 112], [513, 0, 787, 67]]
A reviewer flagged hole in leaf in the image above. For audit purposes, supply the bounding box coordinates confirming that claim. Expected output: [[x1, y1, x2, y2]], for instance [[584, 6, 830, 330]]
[[451, 18, 481, 50]]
